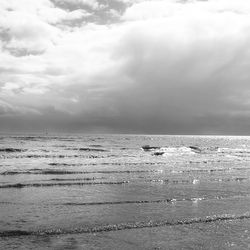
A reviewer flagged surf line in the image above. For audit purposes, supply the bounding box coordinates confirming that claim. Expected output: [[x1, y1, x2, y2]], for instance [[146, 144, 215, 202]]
[[1, 213, 250, 237]]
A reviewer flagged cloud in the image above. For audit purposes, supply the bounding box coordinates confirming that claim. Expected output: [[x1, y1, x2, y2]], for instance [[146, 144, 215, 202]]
[[0, 1, 59, 55], [0, 99, 41, 116], [52, 0, 100, 10], [0, 0, 93, 55], [1, 0, 250, 134]]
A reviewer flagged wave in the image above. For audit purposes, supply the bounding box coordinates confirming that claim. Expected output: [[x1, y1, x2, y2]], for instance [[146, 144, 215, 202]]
[[0, 154, 102, 159], [187, 159, 243, 164], [49, 177, 105, 181], [212, 177, 248, 182], [1, 213, 249, 237], [0, 169, 162, 176], [69, 148, 108, 152], [218, 147, 250, 153], [171, 167, 250, 174], [0, 148, 26, 153], [141, 145, 161, 151], [160, 147, 196, 155], [48, 163, 82, 166], [153, 152, 165, 156], [142, 145, 250, 156], [59, 193, 249, 206], [0, 169, 84, 175], [60, 197, 220, 206], [1, 193, 248, 206], [1, 166, 249, 176], [148, 177, 249, 184], [12, 136, 42, 141], [0, 176, 247, 189], [0, 181, 129, 189], [48, 162, 167, 167], [61, 198, 190, 206], [149, 179, 192, 184], [142, 146, 198, 156], [47, 160, 248, 167], [12, 136, 77, 141]]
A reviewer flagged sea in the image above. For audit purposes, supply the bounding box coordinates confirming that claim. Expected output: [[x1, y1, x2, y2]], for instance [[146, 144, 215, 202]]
[[0, 134, 250, 250]]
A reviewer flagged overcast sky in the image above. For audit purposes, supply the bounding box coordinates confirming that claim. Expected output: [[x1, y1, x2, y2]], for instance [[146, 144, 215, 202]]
[[0, 0, 250, 134]]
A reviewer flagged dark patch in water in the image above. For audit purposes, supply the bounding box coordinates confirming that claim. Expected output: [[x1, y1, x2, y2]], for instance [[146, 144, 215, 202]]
[[0, 230, 31, 237], [1, 213, 249, 237], [58, 139, 75, 142], [48, 163, 82, 167], [0, 201, 16, 204], [153, 152, 164, 156], [0, 148, 26, 153], [235, 177, 248, 181], [78, 148, 108, 152], [189, 146, 202, 153], [141, 145, 161, 151], [0, 181, 129, 189]]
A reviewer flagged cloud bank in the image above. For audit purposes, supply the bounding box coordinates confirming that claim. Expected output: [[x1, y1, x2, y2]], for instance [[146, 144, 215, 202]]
[[1, 0, 250, 134]]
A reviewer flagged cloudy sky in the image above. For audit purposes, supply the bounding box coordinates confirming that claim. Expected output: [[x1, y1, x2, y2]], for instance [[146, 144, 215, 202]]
[[0, 0, 250, 134]]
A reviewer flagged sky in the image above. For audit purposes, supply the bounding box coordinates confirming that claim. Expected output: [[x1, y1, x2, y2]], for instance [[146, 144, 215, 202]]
[[0, 0, 250, 134]]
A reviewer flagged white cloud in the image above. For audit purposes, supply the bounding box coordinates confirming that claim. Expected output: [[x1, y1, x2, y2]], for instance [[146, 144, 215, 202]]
[[0, 0, 92, 54], [122, 0, 250, 21]]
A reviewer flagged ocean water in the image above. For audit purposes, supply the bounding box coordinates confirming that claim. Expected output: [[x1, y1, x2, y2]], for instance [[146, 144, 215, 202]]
[[0, 134, 250, 250]]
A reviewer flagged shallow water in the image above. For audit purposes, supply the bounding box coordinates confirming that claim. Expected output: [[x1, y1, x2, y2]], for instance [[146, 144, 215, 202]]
[[0, 134, 250, 249]]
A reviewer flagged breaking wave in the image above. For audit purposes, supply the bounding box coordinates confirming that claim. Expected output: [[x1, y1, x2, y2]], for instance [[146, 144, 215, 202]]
[[1, 213, 249, 237], [142, 145, 250, 158], [142, 145, 198, 156]]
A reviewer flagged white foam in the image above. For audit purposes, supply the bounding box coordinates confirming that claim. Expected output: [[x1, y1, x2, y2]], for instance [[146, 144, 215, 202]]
[[157, 147, 196, 157]]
